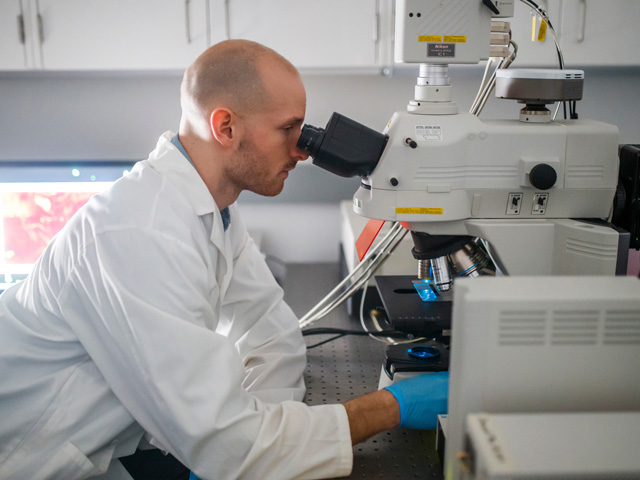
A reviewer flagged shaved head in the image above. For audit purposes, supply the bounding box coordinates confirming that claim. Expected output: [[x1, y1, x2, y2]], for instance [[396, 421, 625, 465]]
[[180, 39, 299, 125], [177, 40, 308, 210]]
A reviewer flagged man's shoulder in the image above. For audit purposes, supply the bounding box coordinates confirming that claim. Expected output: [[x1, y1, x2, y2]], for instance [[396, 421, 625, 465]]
[[86, 161, 202, 238]]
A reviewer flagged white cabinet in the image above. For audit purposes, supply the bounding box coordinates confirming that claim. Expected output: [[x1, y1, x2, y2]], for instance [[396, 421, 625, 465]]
[[560, 0, 640, 66], [36, 0, 214, 70], [1, 0, 219, 71], [3, 0, 637, 72], [222, 0, 387, 70], [0, 0, 37, 69], [507, 0, 563, 67]]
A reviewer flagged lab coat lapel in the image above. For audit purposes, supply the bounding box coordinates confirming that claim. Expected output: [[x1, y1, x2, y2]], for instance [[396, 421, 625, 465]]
[[151, 132, 234, 306], [209, 213, 233, 302]]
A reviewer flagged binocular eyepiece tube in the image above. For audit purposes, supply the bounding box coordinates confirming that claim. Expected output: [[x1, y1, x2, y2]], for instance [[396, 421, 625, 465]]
[[297, 112, 389, 178]]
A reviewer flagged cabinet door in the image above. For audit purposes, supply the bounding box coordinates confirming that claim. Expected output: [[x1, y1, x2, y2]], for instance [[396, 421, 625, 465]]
[[0, 0, 30, 69], [507, 0, 563, 67], [224, 0, 380, 69], [34, 0, 212, 70], [560, 0, 640, 66]]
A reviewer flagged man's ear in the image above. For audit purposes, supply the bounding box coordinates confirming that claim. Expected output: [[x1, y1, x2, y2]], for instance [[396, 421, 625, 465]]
[[210, 108, 235, 147]]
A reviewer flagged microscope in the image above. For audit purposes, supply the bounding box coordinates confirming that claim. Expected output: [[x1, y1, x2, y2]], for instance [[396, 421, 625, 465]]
[[297, 5, 640, 479], [298, 0, 627, 339]]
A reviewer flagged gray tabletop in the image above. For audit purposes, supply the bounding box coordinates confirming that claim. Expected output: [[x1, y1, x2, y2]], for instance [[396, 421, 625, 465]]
[[282, 263, 444, 480]]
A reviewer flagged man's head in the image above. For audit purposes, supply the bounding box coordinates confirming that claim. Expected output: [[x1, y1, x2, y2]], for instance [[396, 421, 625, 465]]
[[179, 40, 309, 208]]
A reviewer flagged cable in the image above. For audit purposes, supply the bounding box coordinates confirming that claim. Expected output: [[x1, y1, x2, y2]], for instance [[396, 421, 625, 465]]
[[302, 327, 412, 349], [302, 327, 408, 338], [300, 225, 403, 327], [518, 0, 569, 120], [519, 0, 564, 68], [359, 280, 395, 344], [470, 57, 496, 114], [299, 222, 408, 329], [470, 40, 518, 117], [299, 222, 402, 325], [358, 280, 428, 346], [306, 334, 346, 349]]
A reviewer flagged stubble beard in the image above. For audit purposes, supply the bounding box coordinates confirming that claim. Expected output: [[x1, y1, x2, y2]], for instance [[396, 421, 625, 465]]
[[226, 137, 286, 198]]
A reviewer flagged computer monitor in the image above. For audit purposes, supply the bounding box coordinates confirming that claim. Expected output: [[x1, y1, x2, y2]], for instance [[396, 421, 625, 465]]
[[0, 161, 135, 293], [445, 275, 640, 480]]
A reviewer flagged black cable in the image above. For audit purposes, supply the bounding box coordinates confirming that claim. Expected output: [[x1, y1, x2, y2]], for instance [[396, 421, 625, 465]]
[[570, 100, 578, 119], [306, 334, 347, 349], [302, 327, 414, 349], [302, 327, 408, 338]]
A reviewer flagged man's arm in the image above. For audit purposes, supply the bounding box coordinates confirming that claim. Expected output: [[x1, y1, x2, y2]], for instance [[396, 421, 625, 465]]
[[64, 228, 353, 480], [343, 389, 401, 445], [219, 211, 307, 403], [344, 371, 450, 444]]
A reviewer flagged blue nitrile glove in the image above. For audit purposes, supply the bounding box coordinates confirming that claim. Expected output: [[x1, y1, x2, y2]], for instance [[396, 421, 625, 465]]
[[384, 371, 449, 430], [189, 473, 200, 480]]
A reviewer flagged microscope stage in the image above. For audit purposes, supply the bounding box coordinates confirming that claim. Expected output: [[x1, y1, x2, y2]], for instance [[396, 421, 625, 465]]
[[375, 275, 452, 337]]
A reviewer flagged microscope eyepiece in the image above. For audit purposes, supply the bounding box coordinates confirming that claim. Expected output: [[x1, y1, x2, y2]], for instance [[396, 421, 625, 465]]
[[297, 124, 325, 157], [297, 112, 388, 178]]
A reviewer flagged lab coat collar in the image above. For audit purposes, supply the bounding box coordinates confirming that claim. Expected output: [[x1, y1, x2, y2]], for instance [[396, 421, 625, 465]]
[[170, 133, 230, 231], [149, 132, 216, 218], [148, 132, 229, 249]]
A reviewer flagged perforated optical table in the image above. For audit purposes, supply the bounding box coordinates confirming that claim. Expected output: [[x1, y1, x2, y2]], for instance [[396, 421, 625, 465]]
[[283, 263, 444, 480]]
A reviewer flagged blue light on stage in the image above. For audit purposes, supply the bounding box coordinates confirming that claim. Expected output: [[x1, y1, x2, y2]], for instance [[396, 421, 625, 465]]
[[408, 346, 440, 359], [413, 279, 437, 301]]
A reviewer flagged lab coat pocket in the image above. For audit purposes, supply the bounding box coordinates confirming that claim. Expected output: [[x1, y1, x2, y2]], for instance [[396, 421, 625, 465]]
[[4, 439, 108, 480], [35, 441, 106, 479]]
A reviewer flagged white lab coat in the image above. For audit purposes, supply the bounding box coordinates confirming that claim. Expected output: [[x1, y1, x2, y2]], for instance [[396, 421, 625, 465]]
[[0, 132, 353, 480]]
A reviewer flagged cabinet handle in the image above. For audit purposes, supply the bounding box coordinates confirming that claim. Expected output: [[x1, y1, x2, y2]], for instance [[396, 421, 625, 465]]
[[185, 0, 192, 43], [224, 0, 231, 40], [17, 14, 26, 44], [577, 0, 586, 43], [37, 13, 44, 44], [373, 12, 379, 43]]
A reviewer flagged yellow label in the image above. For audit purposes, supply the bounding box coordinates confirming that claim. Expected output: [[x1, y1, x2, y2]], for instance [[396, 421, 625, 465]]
[[531, 15, 536, 42], [396, 207, 444, 215], [418, 35, 443, 42], [443, 35, 466, 43], [537, 19, 548, 41]]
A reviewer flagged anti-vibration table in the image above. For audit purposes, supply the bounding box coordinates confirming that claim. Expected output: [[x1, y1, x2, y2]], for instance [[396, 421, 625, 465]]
[[283, 263, 444, 480]]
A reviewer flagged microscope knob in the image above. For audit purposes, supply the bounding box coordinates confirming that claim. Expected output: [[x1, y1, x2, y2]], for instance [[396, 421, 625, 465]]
[[529, 164, 557, 190]]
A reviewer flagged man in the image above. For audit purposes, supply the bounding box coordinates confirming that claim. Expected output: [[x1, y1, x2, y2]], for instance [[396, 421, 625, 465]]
[[0, 40, 447, 480]]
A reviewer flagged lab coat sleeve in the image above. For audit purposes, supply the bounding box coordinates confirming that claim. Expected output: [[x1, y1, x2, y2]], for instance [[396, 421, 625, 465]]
[[218, 217, 307, 404], [57, 227, 352, 480]]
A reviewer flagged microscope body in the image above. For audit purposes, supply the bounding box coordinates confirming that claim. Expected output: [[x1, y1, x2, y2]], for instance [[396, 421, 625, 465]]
[[353, 110, 622, 276]]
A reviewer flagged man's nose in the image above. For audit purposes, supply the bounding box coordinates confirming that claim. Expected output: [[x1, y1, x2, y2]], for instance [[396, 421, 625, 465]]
[[292, 139, 309, 162], [294, 148, 309, 162]]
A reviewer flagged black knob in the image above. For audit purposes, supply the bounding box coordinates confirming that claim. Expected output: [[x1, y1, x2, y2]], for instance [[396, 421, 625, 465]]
[[529, 164, 557, 190], [405, 138, 417, 149]]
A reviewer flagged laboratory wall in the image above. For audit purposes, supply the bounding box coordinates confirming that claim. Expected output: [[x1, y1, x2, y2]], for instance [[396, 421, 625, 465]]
[[1, 66, 639, 262]]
